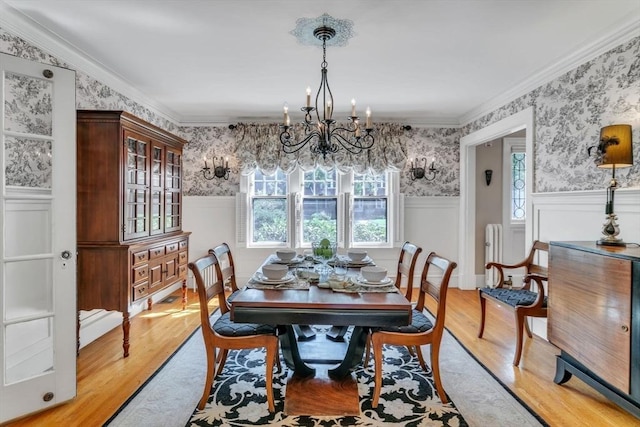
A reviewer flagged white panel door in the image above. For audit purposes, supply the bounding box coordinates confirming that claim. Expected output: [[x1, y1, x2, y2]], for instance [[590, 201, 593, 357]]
[[0, 53, 76, 423]]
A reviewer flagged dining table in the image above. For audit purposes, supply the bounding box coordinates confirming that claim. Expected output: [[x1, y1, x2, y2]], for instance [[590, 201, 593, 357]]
[[230, 254, 412, 379]]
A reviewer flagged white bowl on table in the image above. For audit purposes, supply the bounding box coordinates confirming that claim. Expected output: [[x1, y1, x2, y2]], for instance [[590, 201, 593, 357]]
[[262, 264, 289, 280], [361, 266, 387, 282], [276, 249, 297, 262], [347, 249, 367, 262]]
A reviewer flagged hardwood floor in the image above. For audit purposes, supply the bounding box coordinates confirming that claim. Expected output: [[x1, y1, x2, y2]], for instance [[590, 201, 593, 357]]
[[5, 287, 639, 426]]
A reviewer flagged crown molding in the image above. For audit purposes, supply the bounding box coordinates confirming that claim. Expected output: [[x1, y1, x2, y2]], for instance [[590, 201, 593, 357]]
[[0, 1, 181, 126], [459, 15, 640, 126]]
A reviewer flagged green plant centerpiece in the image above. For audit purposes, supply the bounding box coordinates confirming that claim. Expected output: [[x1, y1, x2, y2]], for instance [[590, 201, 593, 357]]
[[312, 239, 336, 280]]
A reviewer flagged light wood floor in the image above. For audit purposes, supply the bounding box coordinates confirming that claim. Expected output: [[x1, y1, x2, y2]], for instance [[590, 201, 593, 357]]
[[5, 287, 639, 426]]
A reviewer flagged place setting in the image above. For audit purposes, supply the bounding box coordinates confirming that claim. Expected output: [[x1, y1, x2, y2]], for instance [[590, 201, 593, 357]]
[[321, 266, 397, 294], [270, 249, 305, 265], [248, 263, 310, 290], [328, 248, 375, 268]]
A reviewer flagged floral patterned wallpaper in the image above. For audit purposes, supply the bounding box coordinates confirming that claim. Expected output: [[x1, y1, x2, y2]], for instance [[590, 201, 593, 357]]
[[1, 26, 638, 196], [461, 36, 640, 193]]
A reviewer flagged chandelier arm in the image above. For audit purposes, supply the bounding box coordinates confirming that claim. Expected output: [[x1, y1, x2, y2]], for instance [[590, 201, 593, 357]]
[[280, 129, 320, 154], [328, 132, 366, 155], [329, 126, 375, 151]]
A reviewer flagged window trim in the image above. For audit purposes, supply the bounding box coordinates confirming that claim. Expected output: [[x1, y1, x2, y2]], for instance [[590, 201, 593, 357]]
[[241, 166, 401, 249]]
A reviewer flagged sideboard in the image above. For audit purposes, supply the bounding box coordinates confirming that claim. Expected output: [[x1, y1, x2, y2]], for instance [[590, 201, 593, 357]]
[[549, 241, 640, 418]]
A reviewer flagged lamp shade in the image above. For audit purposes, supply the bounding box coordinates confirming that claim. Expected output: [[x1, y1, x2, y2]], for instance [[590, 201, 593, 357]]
[[597, 124, 633, 169]]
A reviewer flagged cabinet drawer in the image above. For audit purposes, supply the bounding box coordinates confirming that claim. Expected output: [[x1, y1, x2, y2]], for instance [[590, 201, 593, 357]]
[[166, 242, 179, 254], [149, 246, 165, 259], [178, 264, 188, 278], [132, 282, 149, 301], [179, 240, 188, 250], [178, 250, 188, 265], [132, 265, 149, 283], [132, 250, 149, 266]]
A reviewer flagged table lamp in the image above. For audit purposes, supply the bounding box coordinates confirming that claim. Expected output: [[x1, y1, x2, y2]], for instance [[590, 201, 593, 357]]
[[589, 124, 633, 246]]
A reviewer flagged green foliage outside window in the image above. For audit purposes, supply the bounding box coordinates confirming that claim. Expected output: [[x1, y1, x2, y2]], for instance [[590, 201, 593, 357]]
[[252, 198, 287, 242], [303, 212, 337, 244]]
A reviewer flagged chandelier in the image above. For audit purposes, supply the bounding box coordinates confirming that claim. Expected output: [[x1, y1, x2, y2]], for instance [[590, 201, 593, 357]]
[[280, 25, 374, 159]]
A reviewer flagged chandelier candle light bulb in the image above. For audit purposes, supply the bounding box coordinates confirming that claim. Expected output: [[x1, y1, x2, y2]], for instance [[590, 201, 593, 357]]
[[366, 107, 372, 128], [306, 87, 311, 107], [351, 98, 356, 116]]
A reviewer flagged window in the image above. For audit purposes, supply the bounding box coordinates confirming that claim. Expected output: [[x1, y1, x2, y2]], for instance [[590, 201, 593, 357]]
[[301, 168, 338, 245], [510, 152, 526, 221], [249, 169, 288, 245], [351, 173, 388, 244], [242, 167, 400, 248]]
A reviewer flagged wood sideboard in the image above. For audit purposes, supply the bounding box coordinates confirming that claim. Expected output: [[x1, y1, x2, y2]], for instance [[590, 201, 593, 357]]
[[549, 241, 640, 418], [77, 111, 190, 357]]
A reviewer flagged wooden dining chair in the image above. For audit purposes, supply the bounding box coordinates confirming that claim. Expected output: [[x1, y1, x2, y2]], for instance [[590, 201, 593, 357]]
[[363, 241, 423, 363], [208, 242, 239, 308], [394, 241, 423, 301], [188, 254, 279, 412], [477, 240, 549, 366], [370, 252, 457, 408]]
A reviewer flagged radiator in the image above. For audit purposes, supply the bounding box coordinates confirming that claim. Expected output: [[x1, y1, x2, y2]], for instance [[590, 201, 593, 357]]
[[485, 223, 503, 287]]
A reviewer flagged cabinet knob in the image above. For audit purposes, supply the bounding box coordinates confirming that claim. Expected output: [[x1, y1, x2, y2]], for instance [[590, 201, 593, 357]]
[[621, 325, 629, 333]]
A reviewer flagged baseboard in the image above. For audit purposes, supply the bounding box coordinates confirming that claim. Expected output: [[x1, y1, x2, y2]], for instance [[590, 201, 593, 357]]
[[78, 282, 183, 348]]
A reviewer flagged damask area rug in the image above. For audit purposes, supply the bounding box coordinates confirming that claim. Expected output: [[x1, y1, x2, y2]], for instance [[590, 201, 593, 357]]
[[107, 316, 545, 427], [188, 343, 466, 426]]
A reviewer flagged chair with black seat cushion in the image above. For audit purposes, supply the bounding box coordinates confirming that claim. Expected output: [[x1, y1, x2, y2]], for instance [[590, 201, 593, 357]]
[[370, 252, 457, 408], [394, 241, 423, 300], [208, 243, 239, 308], [188, 254, 279, 412], [477, 240, 549, 366]]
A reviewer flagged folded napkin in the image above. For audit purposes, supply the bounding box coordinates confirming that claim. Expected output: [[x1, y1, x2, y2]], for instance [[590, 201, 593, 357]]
[[330, 282, 398, 293], [247, 280, 310, 290]]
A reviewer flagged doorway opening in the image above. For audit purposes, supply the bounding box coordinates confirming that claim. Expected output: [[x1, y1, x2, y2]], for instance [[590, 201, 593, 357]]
[[458, 107, 534, 290]]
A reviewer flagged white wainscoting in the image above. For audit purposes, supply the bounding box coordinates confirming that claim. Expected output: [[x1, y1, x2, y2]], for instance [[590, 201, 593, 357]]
[[528, 187, 640, 340], [183, 195, 461, 288]]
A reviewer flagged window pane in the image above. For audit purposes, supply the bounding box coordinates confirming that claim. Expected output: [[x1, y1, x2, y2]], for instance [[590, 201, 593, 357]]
[[353, 173, 387, 196], [353, 198, 388, 243], [254, 169, 287, 196], [302, 198, 337, 244], [303, 169, 336, 196], [252, 198, 287, 243], [511, 153, 526, 220]]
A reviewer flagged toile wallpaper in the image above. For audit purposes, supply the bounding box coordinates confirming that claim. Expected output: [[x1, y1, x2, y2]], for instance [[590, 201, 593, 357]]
[[1, 26, 638, 197]]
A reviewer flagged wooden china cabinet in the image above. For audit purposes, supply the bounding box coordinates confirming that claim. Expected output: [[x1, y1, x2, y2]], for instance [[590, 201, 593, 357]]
[[76, 110, 190, 357]]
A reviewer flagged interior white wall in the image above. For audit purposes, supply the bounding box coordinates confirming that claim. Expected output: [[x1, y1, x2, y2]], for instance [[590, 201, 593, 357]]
[[183, 195, 461, 288]]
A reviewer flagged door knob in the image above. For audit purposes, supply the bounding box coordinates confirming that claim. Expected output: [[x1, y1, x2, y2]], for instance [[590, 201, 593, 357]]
[[61, 250, 72, 260]]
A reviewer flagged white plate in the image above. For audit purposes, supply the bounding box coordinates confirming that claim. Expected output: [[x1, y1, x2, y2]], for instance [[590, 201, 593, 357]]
[[354, 276, 393, 287], [252, 272, 296, 285], [347, 256, 373, 265], [273, 256, 304, 264]]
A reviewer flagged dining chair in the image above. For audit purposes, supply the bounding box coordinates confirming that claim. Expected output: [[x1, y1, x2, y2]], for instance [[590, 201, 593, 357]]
[[394, 241, 423, 301], [363, 241, 423, 362], [208, 242, 239, 308], [188, 254, 279, 412], [477, 240, 549, 366], [370, 252, 457, 408]]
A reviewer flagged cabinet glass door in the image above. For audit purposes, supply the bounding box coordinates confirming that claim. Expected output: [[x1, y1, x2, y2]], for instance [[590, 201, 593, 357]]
[[164, 148, 182, 233], [123, 132, 149, 240], [150, 142, 164, 236]]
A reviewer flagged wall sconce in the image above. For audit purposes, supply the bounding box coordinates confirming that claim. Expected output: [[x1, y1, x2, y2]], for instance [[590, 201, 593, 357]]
[[202, 156, 230, 180], [485, 169, 493, 186], [587, 124, 633, 246], [410, 157, 438, 181]]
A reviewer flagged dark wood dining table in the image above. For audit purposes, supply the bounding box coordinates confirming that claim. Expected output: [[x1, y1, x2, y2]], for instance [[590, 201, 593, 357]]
[[230, 278, 412, 379]]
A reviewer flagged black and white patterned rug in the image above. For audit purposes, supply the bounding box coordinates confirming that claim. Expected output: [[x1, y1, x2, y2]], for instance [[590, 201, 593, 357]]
[[187, 336, 467, 426]]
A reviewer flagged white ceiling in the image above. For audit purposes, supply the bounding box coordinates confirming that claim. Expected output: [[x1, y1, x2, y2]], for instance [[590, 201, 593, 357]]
[[1, 0, 639, 126]]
